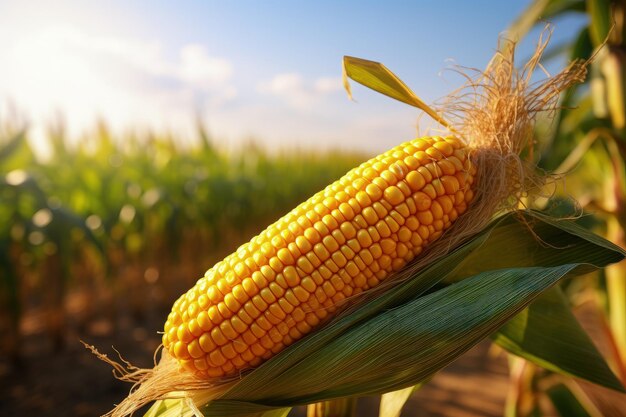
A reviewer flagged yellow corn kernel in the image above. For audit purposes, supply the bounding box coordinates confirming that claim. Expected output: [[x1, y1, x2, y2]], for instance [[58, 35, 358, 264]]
[[163, 136, 475, 377]]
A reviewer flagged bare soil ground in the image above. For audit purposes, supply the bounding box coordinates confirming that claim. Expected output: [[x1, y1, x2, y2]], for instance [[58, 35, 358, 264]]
[[0, 304, 510, 417], [5, 289, 626, 417]]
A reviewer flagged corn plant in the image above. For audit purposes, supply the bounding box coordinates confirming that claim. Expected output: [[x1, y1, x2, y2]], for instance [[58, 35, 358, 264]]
[[94, 30, 626, 417], [501, 0, 626, 415], [0, 127, 103, 360]]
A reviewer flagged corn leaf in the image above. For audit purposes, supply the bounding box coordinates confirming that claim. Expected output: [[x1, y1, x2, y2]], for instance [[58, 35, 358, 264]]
[[445, 211, 623, 282], [260, 409, 291, 417], [0, 130, 34, 169], [507, 0, 551, 42], [146, 211, 624, 417], [143, 399, 188, 417], [443, 212, 625, 390], [546, 383, 595, 417], [342, 56, 450, 129], [0, 240, 20, 321], [378, 384, 424, 417], [198, 265, 590, 417], [587, 0, 611, 46], [493, 287, 624, 391], [507, 0, 585, 42], [307, 398, 356, 417], [143, 398, 291, 417]]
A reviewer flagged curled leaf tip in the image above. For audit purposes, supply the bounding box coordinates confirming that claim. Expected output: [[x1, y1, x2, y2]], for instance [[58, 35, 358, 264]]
[[342, 55, 452, 130], [342, 56, 355, 101]]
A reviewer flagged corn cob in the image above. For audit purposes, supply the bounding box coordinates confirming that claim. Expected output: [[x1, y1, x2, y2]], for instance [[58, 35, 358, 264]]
[[163, 135, 476, 378]]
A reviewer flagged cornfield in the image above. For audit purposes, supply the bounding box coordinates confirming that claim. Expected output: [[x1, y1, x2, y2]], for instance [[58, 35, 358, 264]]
[[0, 122, 364, 366], [3, 1, 626, 416]]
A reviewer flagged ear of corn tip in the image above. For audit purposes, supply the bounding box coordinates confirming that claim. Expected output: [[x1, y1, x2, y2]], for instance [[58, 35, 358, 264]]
[[163, 135, 476, 377]]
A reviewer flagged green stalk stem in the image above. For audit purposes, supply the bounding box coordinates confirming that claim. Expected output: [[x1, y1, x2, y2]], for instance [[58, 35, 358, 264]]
[[602, 46, 626, 130], [606, 216, 626, 372]]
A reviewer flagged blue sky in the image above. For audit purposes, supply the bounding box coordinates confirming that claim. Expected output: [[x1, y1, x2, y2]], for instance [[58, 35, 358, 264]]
[[0, 1, 587, 155]]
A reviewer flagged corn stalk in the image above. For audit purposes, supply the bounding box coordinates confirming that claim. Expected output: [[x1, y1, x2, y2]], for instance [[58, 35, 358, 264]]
[[506, 0, 626, 414]]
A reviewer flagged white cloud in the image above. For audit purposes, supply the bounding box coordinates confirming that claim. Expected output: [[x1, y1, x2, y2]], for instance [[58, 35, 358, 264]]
[[314, 77, 343, 93], [0, 26, 237, 150], [0, 20, 421, 156], [257, 73, 343, 108], [178, 44, 233, 88]]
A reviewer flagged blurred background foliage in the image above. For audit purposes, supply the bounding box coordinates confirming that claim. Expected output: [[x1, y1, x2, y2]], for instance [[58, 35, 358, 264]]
[[502, 0, 626, 415], [0, 121, 364, 366]]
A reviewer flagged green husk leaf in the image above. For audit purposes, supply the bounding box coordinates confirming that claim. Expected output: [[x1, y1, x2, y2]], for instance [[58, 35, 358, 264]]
[[146, 211, 625, 417], [444, 212, 625, 390], [198, 265, 584, 417], [447, 211, 624, 279]]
